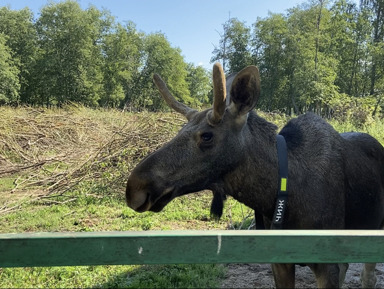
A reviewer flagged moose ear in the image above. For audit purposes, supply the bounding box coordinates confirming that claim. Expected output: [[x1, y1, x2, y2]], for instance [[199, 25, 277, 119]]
[[228, 66, 260, 116]]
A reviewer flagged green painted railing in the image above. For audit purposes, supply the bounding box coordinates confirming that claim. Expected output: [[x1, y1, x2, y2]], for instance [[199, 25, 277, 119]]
[[1, 230, 383, 268]]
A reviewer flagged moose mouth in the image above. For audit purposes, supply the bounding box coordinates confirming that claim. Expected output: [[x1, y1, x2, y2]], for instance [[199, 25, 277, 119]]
[[134, 187, 195, 213], [133, 187, 177, 213], [149, 192, 175, 212], [127, 177, 208, 213]]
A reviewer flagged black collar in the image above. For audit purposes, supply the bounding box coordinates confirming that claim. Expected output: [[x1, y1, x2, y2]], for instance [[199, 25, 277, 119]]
[[271, 134, 288, 229]]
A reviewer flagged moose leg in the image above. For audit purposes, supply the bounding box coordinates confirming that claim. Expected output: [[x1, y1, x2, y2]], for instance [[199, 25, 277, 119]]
[[309, 264, 340, 288], [338, 263, 349, 287], [360, 263, 377, 288], [271, 263, 295, 288]]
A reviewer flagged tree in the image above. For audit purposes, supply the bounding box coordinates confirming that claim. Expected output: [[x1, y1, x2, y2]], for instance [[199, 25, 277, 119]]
[[361, 0, 384, 96], [1, 0, 381, 114], [211, 18, 230, 72], [253, 13, 290, 111], [100, 22, 142, 107], [0, 7, 37, 104], [34, 0, 112, 106], [211, 18, 253, 74], [186, 63, 211, 107], [251, 2, 342, 115], [305, 0, 340, 115], [208, 0, 384, 117], [127, 33, 191, 111], [0, 33, 20, 104], [225, 18, 253, 73], [328, 0, 368, 97]]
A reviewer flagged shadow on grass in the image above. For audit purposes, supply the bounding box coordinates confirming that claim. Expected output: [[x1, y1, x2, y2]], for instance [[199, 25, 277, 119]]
[[97, 264, 225, 288]]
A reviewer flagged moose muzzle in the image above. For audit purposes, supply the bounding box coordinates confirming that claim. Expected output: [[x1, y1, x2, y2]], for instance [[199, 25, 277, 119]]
[[125, 174, 151, 212]]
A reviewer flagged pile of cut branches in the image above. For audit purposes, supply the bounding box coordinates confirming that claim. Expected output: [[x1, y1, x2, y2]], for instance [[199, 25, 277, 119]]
[[0, 105, 184, 214]]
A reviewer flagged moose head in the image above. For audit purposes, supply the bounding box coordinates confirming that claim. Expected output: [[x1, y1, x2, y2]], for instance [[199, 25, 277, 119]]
[[125, 63, 270, 214]]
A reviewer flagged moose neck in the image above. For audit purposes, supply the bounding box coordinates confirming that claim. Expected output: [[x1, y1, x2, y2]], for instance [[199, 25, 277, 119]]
[[223, 112, 280, 219]]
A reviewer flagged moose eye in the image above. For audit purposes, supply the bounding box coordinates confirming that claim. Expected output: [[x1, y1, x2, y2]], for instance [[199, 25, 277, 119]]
[[201, 132, 213, 142]]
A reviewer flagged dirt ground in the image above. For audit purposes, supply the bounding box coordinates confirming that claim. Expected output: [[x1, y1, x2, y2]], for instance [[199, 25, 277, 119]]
[[221, 263, 384, 288]]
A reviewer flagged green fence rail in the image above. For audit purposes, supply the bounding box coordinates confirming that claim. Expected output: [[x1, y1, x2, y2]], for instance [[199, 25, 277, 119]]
[[1, 230, 384, 268]]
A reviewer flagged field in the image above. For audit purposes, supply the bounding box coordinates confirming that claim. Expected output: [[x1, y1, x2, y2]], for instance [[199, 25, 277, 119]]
[[1, 106, 383, 288]]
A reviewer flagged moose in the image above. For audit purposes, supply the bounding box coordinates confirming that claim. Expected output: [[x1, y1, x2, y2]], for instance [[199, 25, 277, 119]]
[[126, 63, 384, 288]]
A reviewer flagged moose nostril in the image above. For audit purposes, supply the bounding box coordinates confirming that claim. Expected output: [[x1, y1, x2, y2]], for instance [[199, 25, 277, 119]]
[[126, 175, 150, 211], [126, 187, 149, 211]]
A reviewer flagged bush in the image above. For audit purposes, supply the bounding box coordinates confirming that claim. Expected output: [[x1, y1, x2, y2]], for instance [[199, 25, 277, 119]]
[[329, 94, 379, 127]]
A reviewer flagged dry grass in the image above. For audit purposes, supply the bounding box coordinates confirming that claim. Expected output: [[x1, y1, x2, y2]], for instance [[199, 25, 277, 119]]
[[0, 105, 184, 214]]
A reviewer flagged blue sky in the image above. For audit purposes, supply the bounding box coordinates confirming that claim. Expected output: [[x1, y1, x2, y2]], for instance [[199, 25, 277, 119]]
[[2, 0, 302, 69]]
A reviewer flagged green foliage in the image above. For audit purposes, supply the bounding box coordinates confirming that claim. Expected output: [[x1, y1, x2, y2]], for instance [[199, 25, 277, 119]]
[[126, 33, 193, 111], [1, 0, 384, 117], [0, 6, 36, 104], [329, 94, 379, 126], [34, 1, 111, 106], [0, 33, 19, 104], [0, 1, 206, 110], [211, 17, 254, 74], [253, 12, 291, 111], [186, 63, 212, 106], [100, 22, 141, 107], [211, 0, 384, 118]]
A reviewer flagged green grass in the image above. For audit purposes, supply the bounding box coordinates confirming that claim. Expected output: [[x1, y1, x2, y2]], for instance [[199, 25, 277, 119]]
[[0, 190, 250, 233], [329, 117, 384, 146], [0, 264, 226, 289], [123, 264, 226, 288], [0, 177, 15, 192]]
